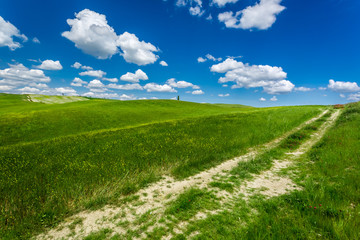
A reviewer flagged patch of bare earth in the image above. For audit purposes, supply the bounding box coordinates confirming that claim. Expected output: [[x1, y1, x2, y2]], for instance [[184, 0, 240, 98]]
[[36, 109, 336, 240]]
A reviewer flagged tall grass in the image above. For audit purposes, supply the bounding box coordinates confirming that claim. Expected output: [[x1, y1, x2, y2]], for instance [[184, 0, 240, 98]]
[[0, 94, 322, 239], [190, 103, 359, 240]]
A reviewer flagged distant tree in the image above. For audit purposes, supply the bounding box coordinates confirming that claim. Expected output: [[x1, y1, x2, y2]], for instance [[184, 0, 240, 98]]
[[177, 95, 180, 101]]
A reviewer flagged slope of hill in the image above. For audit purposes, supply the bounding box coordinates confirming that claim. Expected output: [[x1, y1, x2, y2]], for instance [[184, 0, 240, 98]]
[[0, 94, 325, 239]]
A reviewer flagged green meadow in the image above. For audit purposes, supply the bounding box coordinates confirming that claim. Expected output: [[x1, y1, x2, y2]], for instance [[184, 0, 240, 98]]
[[0, 93, 331, 239]]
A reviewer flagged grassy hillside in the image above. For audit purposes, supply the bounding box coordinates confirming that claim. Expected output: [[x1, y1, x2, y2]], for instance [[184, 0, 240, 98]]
[[0, 93, 255, 146], [177, 103, 359, 240], [0, 94, 324, 239]]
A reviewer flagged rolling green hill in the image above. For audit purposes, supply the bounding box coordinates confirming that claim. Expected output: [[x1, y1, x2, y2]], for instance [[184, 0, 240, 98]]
[[0, 93, 324, 239], [0, 93, 255, 146]]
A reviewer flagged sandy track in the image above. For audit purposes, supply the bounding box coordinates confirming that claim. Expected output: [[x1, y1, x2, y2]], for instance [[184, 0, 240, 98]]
[[37, 109, 333, 240]]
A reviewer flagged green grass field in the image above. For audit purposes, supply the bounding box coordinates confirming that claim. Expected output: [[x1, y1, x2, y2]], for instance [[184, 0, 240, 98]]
[[167, 103, 360, 240], [0, 93, 328, 239]]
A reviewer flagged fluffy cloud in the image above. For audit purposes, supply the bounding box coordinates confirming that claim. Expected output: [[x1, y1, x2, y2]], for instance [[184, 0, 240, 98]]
[[120, 69, 148, 83], [117, 32, 159, 65], [62, 9, 159, 65], [71, 62, 93, 70], [270, 96, 278, 101], [259, 97, 266, 102], [18, 87, 41, 94], [176, 0, 204, 17], [218, 0, 285, 30], [0, 64, 50, 90], [87, 79, 105, 88], [107, 83, 143, 90], [83, 91, 119, 99], [192, 90, 204, 95], [262, 80, 294, 95], [71, 77, 87, 87], [295, 87, 314, 92], [318, 87, 327, 91], [119, 94, 137, 100], [198, 54, 222, 63], [211, 58, 294, 94], [160, 61, 168, 66], [211, 0, 238, 8], [347, 93, 360, 101], [79, 70, 106, 78], [62, 9, 119, 59], [71, 62, 82, 69], [210, 58, 244, 73], [218, 93, 230, 97], [0, 85, 14, 91], [144, 83, 177, 92], [166, 78, 200, 89], [0, 16, 28, 50], [102, 77, 118, 83], [189, 6, 205, 16], [86, 79, 108, 93], [37, 60, 63, 70], [32, 37, 40, 44], [327, 79, 360, 93], [83, 92, 136, 100], [197, 57, 206, 63]]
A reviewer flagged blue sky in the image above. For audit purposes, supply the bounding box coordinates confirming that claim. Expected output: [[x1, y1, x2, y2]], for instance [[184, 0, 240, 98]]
[[0, 0, 359, 106]]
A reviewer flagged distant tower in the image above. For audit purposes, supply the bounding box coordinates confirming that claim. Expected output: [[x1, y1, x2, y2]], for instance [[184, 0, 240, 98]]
[[177, 95, 180, 101]]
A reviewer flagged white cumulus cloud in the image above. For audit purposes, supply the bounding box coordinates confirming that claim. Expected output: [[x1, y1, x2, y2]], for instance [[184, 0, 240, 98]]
[[327, 79, 360, 93], [198, 54, 222, 63], [37, 60, 63, 70], [144, 83, 177, 92], [295, 87, 314, 92], [18, 87, 41, 94], [0, 85, 14, 91], [347, 93, 360, 101], [71, 62, 93, 70], [259, 97, 266, 102], [62, 9, 119, 59], [218, 93, 230, 97], [107, 83, 143, 90], [0, 64, 50, 90], [83, 92, 119, 99], [192, 90, 204, 95], [120, 69, 148, 83], [32, 37, 40, 44], [166, 78, 199, 89], [211, 0, 239, 8], [71, 77, 87, 87], [102, 77, 118, 83], [79, 70, 106, 78], [218, 0, 285, 30], [0, 16, 28, 50], [119, 94, 137, 100], [197, 57, 207, 63], [87, 79, 105, 88], [210, 58, 244, 73], [189, 6, 205, 16], [160, 61, 168, 66], [176, 0, 205, 17], [62, 9, 159, 65], [211, 58, 294, 94], [270, 96, 278, 101], [117, 32, 159, 65]]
